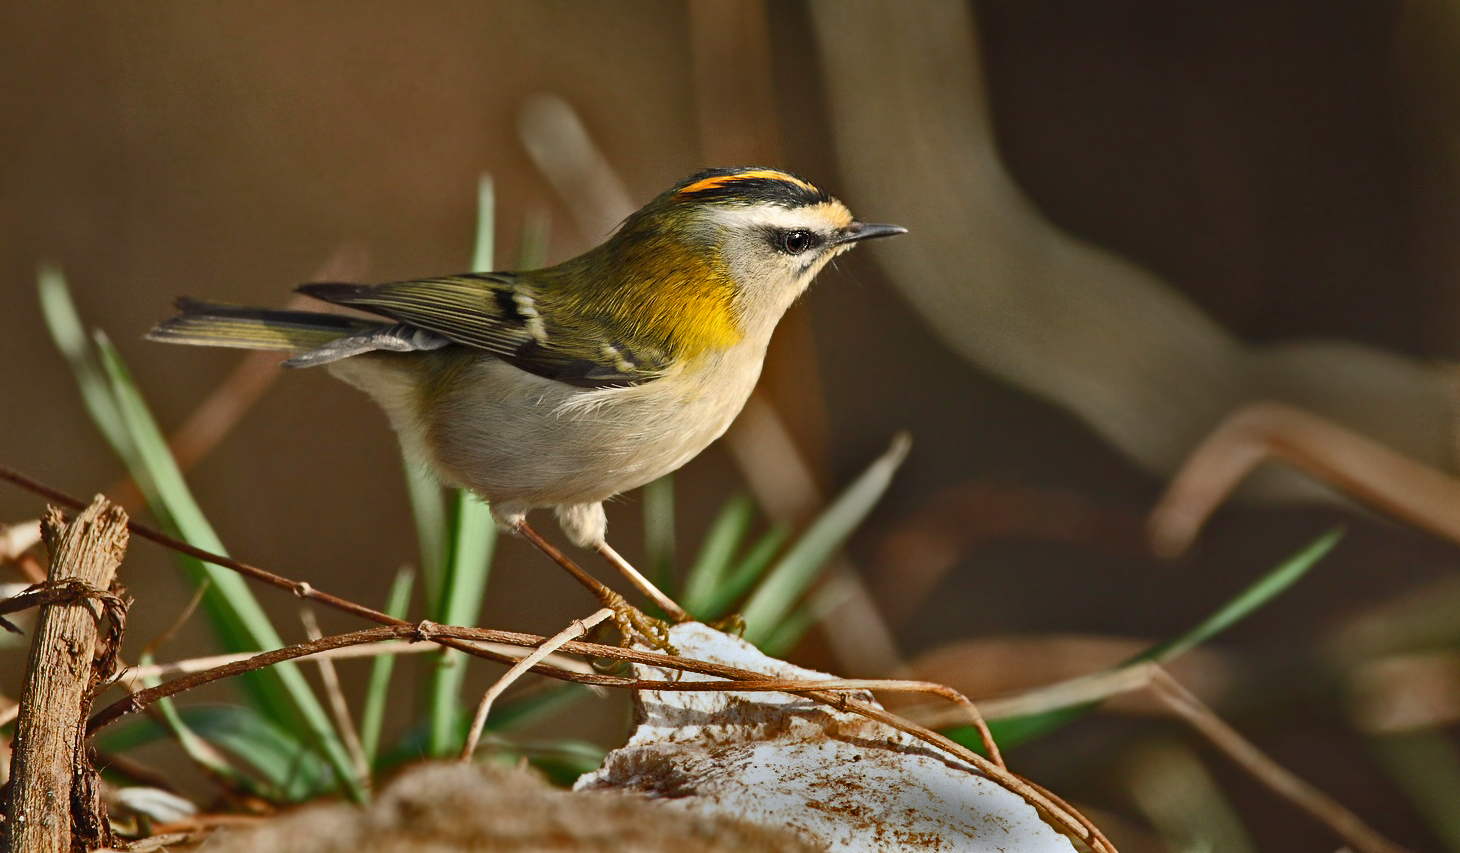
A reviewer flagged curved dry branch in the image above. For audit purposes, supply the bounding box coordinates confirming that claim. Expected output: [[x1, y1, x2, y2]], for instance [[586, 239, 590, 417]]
[[1150, 401, 1460, 555]]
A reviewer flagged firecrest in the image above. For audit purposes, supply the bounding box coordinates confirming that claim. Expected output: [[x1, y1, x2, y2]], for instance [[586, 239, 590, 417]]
[[149, 167, 905, 558]]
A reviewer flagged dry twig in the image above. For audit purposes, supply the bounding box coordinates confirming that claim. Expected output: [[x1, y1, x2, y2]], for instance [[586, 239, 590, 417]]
[[459, 607, 613, 760]]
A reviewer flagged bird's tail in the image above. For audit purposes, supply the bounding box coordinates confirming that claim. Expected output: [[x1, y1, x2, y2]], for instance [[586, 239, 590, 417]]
[[146, 298, 377, 353]]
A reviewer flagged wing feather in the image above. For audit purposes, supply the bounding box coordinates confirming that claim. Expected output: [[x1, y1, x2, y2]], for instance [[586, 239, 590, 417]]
[[297, 275, 669, 388]]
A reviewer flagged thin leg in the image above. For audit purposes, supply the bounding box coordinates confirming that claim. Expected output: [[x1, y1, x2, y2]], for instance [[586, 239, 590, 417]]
[[513, 520, 674, 651], [594, 540, 691, 622]]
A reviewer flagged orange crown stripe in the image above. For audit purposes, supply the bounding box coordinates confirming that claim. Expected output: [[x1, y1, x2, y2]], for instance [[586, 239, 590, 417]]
[[676, 170, 818, 198]]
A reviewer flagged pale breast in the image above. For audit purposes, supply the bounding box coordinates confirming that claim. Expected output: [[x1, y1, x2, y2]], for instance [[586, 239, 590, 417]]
[[422, 348, 762, 509]]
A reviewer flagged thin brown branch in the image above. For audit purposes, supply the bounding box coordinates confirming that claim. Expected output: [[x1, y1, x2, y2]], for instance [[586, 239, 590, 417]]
[[89, 626, 411, 732], [783, 687, 1107, 850], [1, 465, 399, 626], [116, 637, 590, 686], [139, 578, 209, 660], [108, 829, 212, 851], [11, 552, 49, 585], [1150, 669, 1413, 853]]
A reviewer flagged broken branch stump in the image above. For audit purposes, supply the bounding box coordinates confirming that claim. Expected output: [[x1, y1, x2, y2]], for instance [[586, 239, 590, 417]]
[[7, 496, 128, 853]]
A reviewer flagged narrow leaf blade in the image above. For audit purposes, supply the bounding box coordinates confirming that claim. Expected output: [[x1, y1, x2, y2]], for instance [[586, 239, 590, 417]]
[[741, 433, 911, 645]]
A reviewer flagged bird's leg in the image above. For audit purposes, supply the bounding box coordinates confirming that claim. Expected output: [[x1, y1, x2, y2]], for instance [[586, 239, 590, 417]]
[[513, 520, 675, 653], [593, 539, 691, 622]]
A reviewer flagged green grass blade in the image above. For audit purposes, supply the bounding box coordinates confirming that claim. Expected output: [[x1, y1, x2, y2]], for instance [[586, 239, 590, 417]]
[[360, 567, 415, 765], [426, 490, 496, 758], [1127, 742, 1255, 853], [758, 605, 817, 657], [44, 269, 362, 798], [511, 739, 607, 787], [471, 174, 496, 274], [387, 731, 602, 788], [680, 493, 757, 616], [1140, 528, 1344, 664], [99, 704, 332, 800], [91, 337, 285, 665], [380, 689, 590, 775], [481, 685, 590, 732], [642, 474, 676, 596], [41, 272, 274, 672], [697, 523, 791, 622], [105, 698, 257, 792], [403, 464, 446, 612], [759, 572, 859, 657], [103, 649, 261, 796], [425, 173, 500, 757], [740, 433, 911, 645], [446, 504, 503, 613], [171, 705, 333, 800], [947, 529, 1344, 752], [37, 265, 131, 456], [90, 334, 365, 799]]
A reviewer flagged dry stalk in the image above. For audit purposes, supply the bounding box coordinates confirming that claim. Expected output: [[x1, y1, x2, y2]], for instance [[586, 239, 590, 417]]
[[459, 607, 613, 760], [299, 609, 369, 788], [8, 497, 130, 853], [1149, 669, 1413, 853]]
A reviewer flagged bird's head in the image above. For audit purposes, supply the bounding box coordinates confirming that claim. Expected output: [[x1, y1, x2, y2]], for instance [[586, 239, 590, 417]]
[[560, 167, 906, 358]]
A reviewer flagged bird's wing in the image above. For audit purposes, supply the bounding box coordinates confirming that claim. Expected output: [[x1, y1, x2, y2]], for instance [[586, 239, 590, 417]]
[[297, 275, 670, 388]]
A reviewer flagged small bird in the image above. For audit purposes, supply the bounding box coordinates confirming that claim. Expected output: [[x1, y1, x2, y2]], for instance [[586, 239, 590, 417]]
[[149, 167, 905, 619]]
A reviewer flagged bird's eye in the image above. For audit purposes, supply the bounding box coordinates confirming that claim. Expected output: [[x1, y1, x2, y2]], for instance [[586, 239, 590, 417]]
[[777, 230, 817, 255]]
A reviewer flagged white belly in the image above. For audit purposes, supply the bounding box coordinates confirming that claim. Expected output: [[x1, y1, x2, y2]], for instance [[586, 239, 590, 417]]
[[329, 348, 761, 514]]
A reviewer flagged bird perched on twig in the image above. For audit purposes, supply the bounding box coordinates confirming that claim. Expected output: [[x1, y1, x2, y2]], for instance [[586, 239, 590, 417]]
[[149, 167, 905, 627]]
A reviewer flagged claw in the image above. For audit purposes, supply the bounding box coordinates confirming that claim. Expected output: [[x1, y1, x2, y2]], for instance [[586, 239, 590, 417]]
[[598, 587, 677, 655], [707, 613, 746, 637]]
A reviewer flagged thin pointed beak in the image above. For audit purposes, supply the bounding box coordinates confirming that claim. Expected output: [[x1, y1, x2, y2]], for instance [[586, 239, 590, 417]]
[[835, 221, 908, 245]]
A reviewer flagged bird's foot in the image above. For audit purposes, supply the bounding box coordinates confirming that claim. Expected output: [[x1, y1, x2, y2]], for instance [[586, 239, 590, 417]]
[[596, 587, 678, 655], [706, 613, 746, 637]]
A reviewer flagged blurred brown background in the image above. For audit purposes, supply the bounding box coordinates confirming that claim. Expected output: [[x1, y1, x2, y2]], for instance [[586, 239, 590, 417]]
[[4, 2, 1460, 849]]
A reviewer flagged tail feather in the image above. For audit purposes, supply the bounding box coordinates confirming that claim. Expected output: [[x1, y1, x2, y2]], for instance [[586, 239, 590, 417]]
[[147, 299, 378, 353]]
